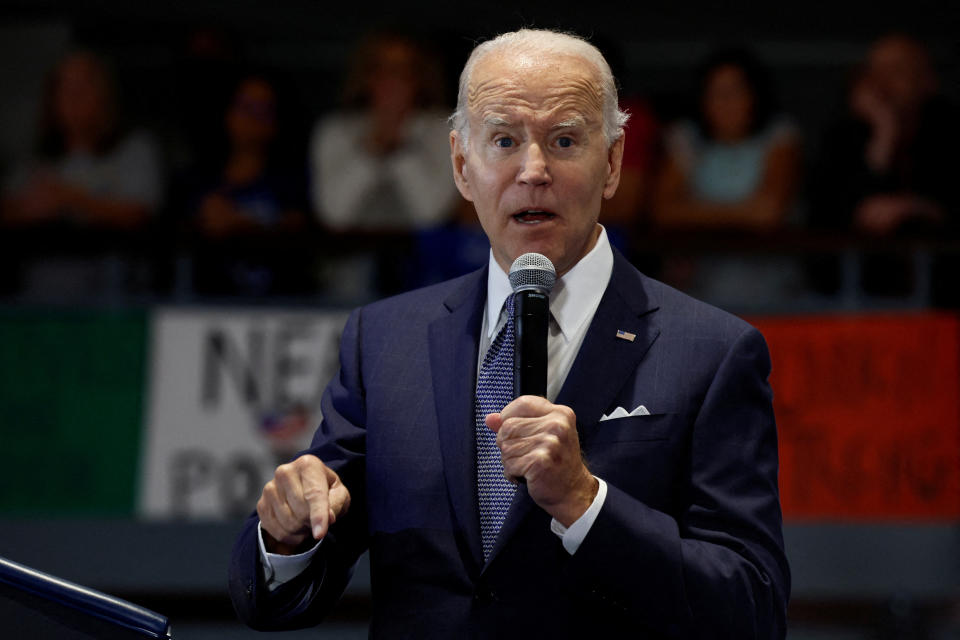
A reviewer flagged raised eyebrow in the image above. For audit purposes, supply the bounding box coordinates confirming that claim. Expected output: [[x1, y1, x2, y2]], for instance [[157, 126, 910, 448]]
[[551, 117, 587, 130], [482, 116, 512, 128]]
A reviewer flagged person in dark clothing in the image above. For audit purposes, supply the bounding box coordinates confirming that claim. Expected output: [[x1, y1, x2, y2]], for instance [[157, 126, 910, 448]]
[[182, 74, 310, 295], [811, 34, 960, 300]]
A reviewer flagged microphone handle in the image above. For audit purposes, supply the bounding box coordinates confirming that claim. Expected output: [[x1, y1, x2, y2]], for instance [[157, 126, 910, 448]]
[[513, 289, 549, 398]]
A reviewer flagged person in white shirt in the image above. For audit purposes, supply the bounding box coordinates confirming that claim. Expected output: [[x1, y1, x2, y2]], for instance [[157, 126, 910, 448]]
[[2, 50, 162, 229], [309, 31, 458, 231]]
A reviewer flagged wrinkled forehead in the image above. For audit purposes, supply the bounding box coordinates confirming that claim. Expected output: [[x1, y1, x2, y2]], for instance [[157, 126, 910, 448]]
[[466, 52, 604, 126]]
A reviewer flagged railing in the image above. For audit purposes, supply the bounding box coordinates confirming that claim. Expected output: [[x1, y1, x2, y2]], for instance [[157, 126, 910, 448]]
[[2, 225, 958, 312]]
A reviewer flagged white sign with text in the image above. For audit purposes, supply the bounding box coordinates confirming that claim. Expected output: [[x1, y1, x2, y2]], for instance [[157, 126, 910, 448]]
[[139, 307, 348, 519]]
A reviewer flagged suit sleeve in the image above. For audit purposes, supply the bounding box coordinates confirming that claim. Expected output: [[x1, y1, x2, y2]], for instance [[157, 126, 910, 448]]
[[565, 326, 790, 639], [229, 308, 370, 630]]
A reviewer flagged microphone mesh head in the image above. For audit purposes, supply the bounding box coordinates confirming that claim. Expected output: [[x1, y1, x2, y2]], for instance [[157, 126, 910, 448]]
[[509, 253, 557, 293]]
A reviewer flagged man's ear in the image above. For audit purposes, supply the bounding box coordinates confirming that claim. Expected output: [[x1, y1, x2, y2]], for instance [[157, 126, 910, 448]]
[[450, 130, 474, 202], [602, 134, 625, 200]]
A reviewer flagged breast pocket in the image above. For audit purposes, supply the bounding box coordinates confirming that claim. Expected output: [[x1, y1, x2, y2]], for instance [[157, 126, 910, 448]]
[[586, 413, 677, 445], [582, 413, 685, 512]]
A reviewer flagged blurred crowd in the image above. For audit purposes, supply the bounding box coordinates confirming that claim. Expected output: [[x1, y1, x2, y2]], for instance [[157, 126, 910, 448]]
[[1, 29, 957, 307]]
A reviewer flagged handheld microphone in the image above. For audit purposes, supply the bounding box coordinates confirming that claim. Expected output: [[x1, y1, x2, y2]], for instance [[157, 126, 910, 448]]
[[509, 253, 557, 398]]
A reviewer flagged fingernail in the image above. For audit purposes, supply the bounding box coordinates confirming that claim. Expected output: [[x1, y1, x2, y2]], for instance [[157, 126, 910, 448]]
[[313, 525, 323, 539]]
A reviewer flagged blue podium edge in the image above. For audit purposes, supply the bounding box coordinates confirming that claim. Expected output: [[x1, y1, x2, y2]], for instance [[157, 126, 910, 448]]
[[0, 555, 171, 638]]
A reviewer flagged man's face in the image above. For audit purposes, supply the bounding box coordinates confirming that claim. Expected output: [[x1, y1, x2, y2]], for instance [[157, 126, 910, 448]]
[[451, 51, 623, 276]]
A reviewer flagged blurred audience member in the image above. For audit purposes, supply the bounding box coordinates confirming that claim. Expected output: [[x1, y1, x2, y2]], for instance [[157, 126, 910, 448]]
[[813, 34, 958, 234], [183, 74, 310, 295], [309, 30, 457, 231], [1, 50, 162, 229], [0, 50, 163, 300], [191, 75, 306, 237], [652, 48, 804, 308], [653, 48, 801, 231], [811, 35, 959, 302]]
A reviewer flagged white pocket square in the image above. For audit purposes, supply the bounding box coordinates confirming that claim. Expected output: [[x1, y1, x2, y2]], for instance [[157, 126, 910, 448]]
[[600, 405, 650, 421]]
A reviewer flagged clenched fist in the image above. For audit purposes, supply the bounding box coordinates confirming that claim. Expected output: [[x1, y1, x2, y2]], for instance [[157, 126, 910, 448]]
[[486, 395, 598, 527], [257, 454, 351, 555]]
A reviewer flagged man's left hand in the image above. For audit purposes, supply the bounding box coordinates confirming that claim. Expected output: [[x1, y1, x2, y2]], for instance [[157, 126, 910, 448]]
[[487, 395, 599, 527]]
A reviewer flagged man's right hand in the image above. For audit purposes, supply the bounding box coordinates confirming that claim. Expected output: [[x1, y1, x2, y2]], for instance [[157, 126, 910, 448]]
[[257, 454, 351, 556]]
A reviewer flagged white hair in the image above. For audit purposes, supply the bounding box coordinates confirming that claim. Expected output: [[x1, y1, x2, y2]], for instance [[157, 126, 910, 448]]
[[450, 29, 629, 148]]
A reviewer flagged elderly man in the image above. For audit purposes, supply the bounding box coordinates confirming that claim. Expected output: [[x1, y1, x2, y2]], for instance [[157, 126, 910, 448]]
[[229, 29, 789, 638]]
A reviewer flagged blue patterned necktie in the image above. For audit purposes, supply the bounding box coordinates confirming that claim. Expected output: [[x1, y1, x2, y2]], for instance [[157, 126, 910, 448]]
[[476, 293, 517, 560]]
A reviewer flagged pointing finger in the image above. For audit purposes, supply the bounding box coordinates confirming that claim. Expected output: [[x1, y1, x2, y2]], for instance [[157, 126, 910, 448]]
[[298, 458, 331, 539]]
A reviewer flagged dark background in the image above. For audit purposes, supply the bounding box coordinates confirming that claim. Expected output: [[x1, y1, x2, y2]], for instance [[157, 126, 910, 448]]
[[0, 2, 958, 638]]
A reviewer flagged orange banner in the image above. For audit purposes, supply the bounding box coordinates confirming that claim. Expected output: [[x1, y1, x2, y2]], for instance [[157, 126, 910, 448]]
[[748, 313, 960, 521]]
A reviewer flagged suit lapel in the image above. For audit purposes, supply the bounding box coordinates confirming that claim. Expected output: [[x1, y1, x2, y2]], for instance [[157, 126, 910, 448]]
[[484, 250, 660, 570], [555, 250, 661, 435], [429, 267, 487, 574]]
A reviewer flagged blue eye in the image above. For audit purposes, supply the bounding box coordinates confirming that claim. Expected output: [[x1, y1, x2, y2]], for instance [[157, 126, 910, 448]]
[[495, 137, 513, 148], [557, 136, 573, 148]]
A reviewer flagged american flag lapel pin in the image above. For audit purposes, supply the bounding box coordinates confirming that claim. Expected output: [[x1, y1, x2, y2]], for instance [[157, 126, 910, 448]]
[[616, 329, 636, 342]]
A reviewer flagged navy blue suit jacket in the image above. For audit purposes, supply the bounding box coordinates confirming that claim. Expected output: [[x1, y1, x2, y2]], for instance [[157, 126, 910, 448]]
[[229, 249, 790, 638]]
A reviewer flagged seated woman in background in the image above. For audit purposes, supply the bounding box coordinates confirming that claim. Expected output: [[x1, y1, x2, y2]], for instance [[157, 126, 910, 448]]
[[0, 50, 163, 299], [652, 48, 804, 309], [191, 75, 306, 238], [654, 48, 800, 231], [184, 74, 310, 295], [1, 50, 162, 229]]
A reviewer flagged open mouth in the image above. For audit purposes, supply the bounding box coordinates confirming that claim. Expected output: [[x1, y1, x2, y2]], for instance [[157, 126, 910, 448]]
[[511, 210, 557, 224]]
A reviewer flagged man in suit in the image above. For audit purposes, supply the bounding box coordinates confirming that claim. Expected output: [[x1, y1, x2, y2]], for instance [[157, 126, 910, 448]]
[[229, 29, 789, 638]]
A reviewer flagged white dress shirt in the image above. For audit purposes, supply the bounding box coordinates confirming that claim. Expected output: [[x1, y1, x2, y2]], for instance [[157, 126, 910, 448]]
[[260, 226, 615, 588]]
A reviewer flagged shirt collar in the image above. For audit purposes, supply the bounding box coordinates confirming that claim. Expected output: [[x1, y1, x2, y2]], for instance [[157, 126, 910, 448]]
[[485, 225, 614, 340]]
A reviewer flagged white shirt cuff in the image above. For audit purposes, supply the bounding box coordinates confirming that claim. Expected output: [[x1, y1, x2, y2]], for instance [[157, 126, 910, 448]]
[[549, 477, 608, 555], [257, 522, 322, 591]]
